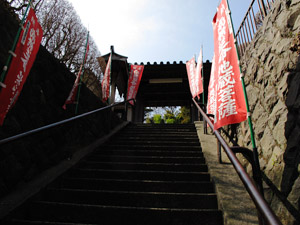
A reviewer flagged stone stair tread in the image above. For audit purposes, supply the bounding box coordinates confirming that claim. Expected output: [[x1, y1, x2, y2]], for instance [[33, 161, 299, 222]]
[[32, 200, 221, 211], [58, 177, 212, 184], [43, 188, 218, 209], [77, 161, 208, 172], [80, 161, 206, 166], [107, 141, 200, 146], [121, 131, 198, 135], [117, 131, 198, 138], [84, 155, 206, 164], [9, 219, 96, 225], [67, 168, 211, 181], [46, 187, 217, 196], [86, 155, 204, 159], [114, 138, 200, 141], [53, 177, 215, 193], [70, 168, 209, 174], [20, 201, 223, 225], [92, 149, 203, 157], [98, 144, 202, 150]]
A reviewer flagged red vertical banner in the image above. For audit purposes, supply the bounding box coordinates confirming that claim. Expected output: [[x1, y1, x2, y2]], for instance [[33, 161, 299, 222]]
[[186, 57, 197, 98], [126, 64, 144, 105], [63, 37, 89, 110], [0, 8, 43, 125], [207, 55, 217, 121], [186, 55, 203, 99], [62, 64, 84, 110], [212, 0, 247, 130], [101, 53, 112, 103]]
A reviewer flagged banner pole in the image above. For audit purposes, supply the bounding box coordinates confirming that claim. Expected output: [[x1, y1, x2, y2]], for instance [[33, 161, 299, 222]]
[[225, 0, 263, 195], [0, 0, 32, 85], [75, 31, 89, 115], [201, 46, 207, 134], [108, 49, 112, 105], [201, 45, 205, 106]]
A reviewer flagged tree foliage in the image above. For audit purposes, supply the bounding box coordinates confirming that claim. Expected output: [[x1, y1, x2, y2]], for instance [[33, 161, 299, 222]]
[[5, 0, 102, 96], [145, 106, 190, 124], [153, 114, 163, 124], [177, 106, 190, 124], [164, 109, 176, 124]]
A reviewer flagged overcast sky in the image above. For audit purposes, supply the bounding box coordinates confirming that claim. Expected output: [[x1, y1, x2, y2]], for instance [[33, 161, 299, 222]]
[[68, 0, 252, 64]]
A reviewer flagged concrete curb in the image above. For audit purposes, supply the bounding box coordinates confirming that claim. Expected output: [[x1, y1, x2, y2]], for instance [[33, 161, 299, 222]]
[[195, 121, 259, 225]]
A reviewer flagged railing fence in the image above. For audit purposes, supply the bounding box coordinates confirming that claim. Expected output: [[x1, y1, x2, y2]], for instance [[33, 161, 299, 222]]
[[236, 0, 275, 57]]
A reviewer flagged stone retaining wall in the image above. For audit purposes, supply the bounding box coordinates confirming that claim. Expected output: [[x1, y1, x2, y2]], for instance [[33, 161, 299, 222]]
[[236, 0, 300, 224]]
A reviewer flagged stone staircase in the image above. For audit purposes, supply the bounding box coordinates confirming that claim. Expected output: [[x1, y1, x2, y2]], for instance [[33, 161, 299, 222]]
[[4, 123, 223, 225]]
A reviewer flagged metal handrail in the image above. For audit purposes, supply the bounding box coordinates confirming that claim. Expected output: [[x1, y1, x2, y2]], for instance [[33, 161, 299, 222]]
[[192, 98, 282, 225], [0, 99, 135, 146]]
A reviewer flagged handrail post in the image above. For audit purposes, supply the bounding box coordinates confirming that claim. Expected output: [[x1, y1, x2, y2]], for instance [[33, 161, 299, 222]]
[[203, 105, 207, 135], [217, 138, 222, 163], [258, 0, 267, 18]]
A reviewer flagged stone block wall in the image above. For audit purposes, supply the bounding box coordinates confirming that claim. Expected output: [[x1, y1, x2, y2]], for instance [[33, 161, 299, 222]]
[[0, 2, 122, 199], [236, 0, 300, 224]]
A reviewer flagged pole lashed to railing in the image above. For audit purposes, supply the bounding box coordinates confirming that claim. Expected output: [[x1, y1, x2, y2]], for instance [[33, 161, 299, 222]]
[[236, 0, 275, 56]]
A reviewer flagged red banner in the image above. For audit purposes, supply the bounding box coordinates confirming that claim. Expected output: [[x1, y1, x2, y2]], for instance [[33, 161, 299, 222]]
[[126, 64, 144, 105], [101, 53, 111, 102], [63, 37, 89, 109], [186, 55, 203, 99], [62, 64, 83, 110], [207, 55, 217, 121], [212, 0, 247, 130], [0, 8, 43, 125]]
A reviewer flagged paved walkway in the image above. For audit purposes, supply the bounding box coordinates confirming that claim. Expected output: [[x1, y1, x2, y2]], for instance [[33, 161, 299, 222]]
[[195, 121, 259, 225]]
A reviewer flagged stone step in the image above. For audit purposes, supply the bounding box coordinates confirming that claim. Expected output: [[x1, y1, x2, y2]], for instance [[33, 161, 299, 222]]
[[84, 155, 206, 164], [66, 168, 211, 182], [126, 124, 196, 128], [8, 219, 95, 225], [118, 132, 199, 136], [42, 188, 219, 209], [107, 140, 200, 146], [114, 136, 200, 141], [98, 144, 202, 151], [121, 130, 197, 135], [51, 178, 215, 193], [77, 161, 208, 172], [129, 123, 195, 128], [92, 149, 204, 157], [16, 201, 223, 225]]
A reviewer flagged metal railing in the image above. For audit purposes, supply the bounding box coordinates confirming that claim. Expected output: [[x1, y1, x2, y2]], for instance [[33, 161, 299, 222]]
[[236, 0, 275, 56], [0, 99, 134, 146], [192, 98, 282, 225]]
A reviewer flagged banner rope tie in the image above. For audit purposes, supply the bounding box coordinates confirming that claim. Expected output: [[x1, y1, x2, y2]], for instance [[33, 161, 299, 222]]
[[8, 50, 17, 58]]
